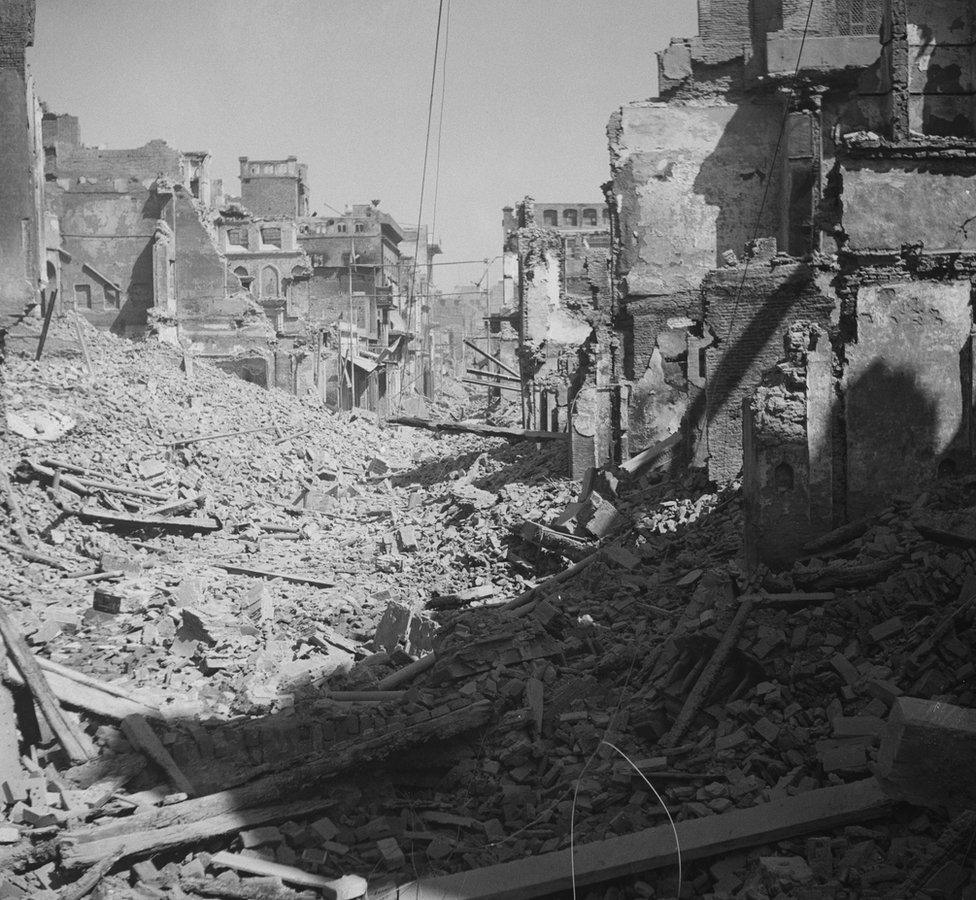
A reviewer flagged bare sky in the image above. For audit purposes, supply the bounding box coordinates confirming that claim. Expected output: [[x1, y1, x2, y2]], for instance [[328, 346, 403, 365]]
[[30, 0, 698, 286]]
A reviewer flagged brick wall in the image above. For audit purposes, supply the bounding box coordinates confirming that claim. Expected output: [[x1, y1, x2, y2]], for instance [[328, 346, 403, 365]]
[[41, 112, 79, 148], [702, 263, 836, 483], [52, 140, 181, 182], [242, 177, 298, 218]]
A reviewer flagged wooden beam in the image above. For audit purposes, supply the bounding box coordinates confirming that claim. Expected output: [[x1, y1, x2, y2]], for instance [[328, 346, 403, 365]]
[[121, 714, 197, 796], [0, 609, 94, 763], [397, 779, 892, 899], [164, 425, 276, 448], [465, 368, 521, 384], [461, 378, 521, 394], [389, 416, 566, 443], [211, 563, 334, 589], [209, 852, 366, 898], [74, 505, 220, 534], [462, 339, 520, 378]]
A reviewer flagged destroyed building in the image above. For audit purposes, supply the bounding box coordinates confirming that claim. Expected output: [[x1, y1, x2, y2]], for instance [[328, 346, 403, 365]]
[[499, 198, 612, 476], [606, 0, 976, 565]]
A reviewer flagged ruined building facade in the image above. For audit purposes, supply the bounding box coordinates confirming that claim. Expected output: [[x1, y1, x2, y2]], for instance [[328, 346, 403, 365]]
[[609, 0, 976, 567]]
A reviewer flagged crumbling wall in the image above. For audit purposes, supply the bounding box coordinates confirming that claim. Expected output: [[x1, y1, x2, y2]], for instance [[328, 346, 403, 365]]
[[844, 279, 973, 517], [608, 98, 786, 299], [743, 359, 812, 570], [0, 0, 41, 327], [703, 259, 837, 483]]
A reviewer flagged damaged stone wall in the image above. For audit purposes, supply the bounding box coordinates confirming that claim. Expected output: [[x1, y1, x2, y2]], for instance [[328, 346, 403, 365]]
[[0, 0, 42, 328]]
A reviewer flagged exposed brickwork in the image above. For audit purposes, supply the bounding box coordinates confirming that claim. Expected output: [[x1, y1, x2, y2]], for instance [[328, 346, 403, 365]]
[[703, 263, 836, 483]]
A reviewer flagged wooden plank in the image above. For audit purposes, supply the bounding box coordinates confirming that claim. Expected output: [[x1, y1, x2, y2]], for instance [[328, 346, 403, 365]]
[[0, 608, 94, 763], [164, 425, 276, 448], [461, 378, 521, 394], [211, 562, 334, 588], [209, 851, 366, 898], [61, 700, 492, 867], [376, 653, 437, 690], [462, 339, 520, 378], [121, 714, 196, 795], [619, 432, 683, 476], [75, 505, 220, 533], [397, 779, 892, 900], [4, 660, 160, 721], [465, 368, 521, 384], [0, 538, 72, 571], [388, 416, 566, 443]]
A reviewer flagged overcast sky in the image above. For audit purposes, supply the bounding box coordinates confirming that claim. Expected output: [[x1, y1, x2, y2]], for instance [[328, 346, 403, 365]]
[[30, 0, 698, 287]]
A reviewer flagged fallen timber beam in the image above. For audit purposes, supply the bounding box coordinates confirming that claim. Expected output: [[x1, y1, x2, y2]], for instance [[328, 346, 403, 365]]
[[388, 415, 567, 443], [397, 779, 892, 900], [211, 562, 335, 588], [4, 659, 160, 720], [461, 378, 521, 393], [73, 504, 221, 534], [38, 458, 169, 501], [0, 538, 73, 571], [465, 367, 521, 384], [60, 699, 492, 868], [164, 425, 276, 448], [503, 547, 604, 611], [618, 432, 683, 477], [0, 608, 95, 763], [463, 339, 521, 378], [208, 852, 366, 898]]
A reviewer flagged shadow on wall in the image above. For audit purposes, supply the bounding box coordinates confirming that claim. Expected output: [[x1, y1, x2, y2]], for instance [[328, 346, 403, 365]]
[[690, 97, 786, 269], [827, 357, 970, 519], [674, 266, 818, 478]]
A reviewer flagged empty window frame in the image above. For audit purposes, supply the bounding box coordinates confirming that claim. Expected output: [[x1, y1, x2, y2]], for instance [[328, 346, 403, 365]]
[[103, 285, 121, 309], [261, 227, 282, 248], [227, 227, 249, 249], [582, 208, 598, 227], [542, 209, 558, 227], [73, 284, 92, 308], [562, 209, 579, 226]]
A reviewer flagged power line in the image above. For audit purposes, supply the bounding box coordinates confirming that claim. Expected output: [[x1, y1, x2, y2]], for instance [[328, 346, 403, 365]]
[[429, 0, 451, 243], [409, 0, 447, 321]]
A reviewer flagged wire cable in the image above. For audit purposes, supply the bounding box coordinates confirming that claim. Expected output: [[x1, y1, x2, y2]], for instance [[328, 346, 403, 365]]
[[430, 0, 451, 245]]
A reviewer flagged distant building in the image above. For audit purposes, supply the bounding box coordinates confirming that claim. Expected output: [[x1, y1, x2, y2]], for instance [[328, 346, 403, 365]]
[[239, 156, 309, 219]]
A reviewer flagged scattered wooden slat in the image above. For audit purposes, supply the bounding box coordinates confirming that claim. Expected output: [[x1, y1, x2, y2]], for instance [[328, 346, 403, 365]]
[[388, 415, 566, 443], [209, 852, 366, 897], [74, 505, 220, 533], [744, 591, 836, 609], [461, 378, 521, 393], [61, 700, 492, 867], [0, 538, 72, 571], [164, 425, 276, 448], [465, 368, 521, 384], [661, 597, 755, 748], [39, 459, 169, 501], [0, 608, 94, 763], [4, 660, 160, 721], [0, 468, 32, 548], [397, 779, 892, 899], [211, 562, 334, 588], [60, 847, 127, 900], [121, 714, 196, 796], [503, 548, 604, 611]]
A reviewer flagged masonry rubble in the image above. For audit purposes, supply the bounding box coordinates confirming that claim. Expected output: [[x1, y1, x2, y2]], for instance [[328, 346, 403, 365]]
[[3, 0, 976, 897]]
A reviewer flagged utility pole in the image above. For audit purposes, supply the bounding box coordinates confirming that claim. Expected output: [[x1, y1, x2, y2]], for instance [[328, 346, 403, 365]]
[[348, 234, 356, 409]]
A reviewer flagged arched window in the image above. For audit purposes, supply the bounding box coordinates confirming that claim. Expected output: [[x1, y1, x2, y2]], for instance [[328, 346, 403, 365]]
[[562, 209, 578, 227], [542, 209, 558, 227], [261, 265, 279, 298], [774, 461, 795, 491], [291, 265, 305, 277], [233, 266, 248, 279], [354, 222, 366, 233], [582, 208, 598, 227]]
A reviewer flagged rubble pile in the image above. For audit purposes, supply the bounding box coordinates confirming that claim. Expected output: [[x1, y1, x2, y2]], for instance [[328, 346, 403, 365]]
[[0, 323, 975, 899]]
